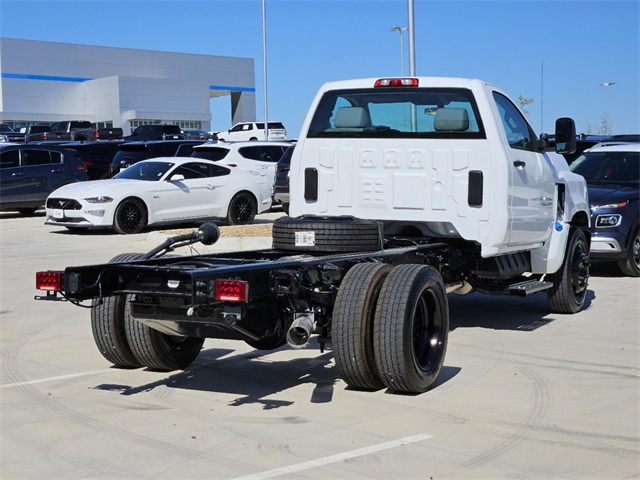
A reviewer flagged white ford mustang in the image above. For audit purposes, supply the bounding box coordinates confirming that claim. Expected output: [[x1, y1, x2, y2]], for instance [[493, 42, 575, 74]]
[[44, 157, 273, 234]]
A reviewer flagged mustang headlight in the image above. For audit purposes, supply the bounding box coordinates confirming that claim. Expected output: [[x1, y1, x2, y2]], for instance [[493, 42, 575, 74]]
[[84, 196, 114, 204]]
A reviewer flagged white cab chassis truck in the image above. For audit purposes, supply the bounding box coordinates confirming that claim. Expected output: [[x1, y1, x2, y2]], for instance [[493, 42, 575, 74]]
[[36, 77, 590, 394]]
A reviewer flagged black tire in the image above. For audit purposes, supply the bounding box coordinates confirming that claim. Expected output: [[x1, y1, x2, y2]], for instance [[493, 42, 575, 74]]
[[16, 207, 38, 215], [547, 227, 590, 313], [226, 191, 257, 225], [617, 227, 640, 277], [113, 197, 147, 234], [90, 253, 144, 368], [272, 215, 382, 253], [373, 264, 449, 394], [333, 263, 393, 390], [124, 311, 204, 371]]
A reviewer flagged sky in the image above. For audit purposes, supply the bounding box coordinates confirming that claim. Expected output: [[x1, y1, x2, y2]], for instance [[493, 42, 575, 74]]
[[0, 0, 638, 139]]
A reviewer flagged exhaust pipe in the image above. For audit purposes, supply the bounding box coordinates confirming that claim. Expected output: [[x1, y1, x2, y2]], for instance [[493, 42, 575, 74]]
[[286, 314, 314, 349]]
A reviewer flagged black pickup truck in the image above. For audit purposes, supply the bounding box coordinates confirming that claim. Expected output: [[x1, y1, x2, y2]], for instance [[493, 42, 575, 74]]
[[122, 124, 185, 141], [28, 121, 123, 142]]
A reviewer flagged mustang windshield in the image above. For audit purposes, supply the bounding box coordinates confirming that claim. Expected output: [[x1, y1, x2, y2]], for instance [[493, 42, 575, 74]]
[[114, 161, 175, 181]]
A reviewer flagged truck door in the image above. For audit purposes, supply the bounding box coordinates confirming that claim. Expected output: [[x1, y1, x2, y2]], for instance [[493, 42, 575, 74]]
[[0, 149, 26, 207], [492, 92, 555, 246], [21, 149, 65, 207], [156, 161, 219, 221]]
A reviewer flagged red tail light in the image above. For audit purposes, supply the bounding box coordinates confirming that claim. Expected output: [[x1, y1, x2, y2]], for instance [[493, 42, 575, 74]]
[[43, 132, 48, 140], [374, 78, 419, 87], [94, 130, 99, 139], [77, 163, 88, 172], [215, 280, 249, 302], [36, 271, 64, 291]]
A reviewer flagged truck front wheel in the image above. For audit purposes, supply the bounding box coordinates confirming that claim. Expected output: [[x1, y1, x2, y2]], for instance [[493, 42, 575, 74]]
[[373, 264, 449, 394], [332, 263, 393, 390], [547, 227, 589, 313], [90, 253, 144, 368]]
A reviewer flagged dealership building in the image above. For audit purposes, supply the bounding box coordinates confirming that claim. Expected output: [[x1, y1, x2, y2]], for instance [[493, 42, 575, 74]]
[[0, 37, 256, 134]]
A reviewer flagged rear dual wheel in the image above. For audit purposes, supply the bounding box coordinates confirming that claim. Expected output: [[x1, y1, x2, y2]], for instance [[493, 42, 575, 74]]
[[333, 263, 393, 390], [333, 263, 449, 394], [90, 252, 203, 370]]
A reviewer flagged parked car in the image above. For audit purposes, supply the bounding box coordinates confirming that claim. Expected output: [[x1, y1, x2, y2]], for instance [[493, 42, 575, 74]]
[[44, 157, 272, 234], [0, 124, 25, 143], [569, 143, 640, 276], [123, 124, 185, 141], [0, 144, 88, 215], [190, 141, 291, 187], [273, 145, 294, 214], [183, 129, 217, 141], [61, 141, 123, 180], [217, 121, 286, 141], [109, 140, 206, 176]]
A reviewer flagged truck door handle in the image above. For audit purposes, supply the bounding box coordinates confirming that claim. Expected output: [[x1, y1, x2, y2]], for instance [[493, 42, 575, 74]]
[[12, 172, 24, 177], [513, 160, 526, 169], [51, 169, 63, 173]]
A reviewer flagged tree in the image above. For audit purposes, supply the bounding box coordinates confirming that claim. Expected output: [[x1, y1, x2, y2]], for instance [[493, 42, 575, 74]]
[[518, 96, 534, 116]]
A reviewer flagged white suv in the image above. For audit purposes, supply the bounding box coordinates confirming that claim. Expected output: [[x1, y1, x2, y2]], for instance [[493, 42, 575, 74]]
[[218, 122, 286, 142], [190, 141, 292, 188]]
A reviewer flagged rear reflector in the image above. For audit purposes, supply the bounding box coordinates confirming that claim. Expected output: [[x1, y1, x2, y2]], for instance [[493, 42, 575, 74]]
[[374, 78, 419, 87], [36, 271, 64, 291], [215, 280, 249, 302]]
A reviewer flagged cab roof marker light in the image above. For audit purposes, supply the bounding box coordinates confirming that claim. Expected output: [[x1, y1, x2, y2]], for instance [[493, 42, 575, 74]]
[[374, 78, 419, 87]]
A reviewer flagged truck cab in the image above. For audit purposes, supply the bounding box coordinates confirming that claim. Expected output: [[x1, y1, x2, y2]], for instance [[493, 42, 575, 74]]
[[289, 77, 589, 273]]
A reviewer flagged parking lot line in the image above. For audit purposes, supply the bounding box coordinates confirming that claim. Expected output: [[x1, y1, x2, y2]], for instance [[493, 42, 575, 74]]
[[229, 433, 433, 480], [0, 368, 114, 389]]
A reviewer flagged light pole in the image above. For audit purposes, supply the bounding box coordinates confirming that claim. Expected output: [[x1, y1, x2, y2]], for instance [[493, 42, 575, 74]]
[[262, 0, 269, 140], [390, 26, 407, 76], [600, 82, 617, 135]]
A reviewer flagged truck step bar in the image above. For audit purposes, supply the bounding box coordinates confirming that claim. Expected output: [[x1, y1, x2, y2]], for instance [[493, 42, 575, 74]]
[[507, 279, 553, 296]]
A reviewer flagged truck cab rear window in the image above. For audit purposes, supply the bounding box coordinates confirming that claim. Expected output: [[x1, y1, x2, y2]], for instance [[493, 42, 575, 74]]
[[307, 88, 485, 139]]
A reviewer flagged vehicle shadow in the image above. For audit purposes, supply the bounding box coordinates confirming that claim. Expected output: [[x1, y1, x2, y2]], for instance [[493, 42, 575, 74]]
[[94, 338, 461, 404], [45, 216, 280, 236], [589, 260, 627, 278], [95, 344, 339, 407], [448, 288, 596, 332], [0, 210, 46, 219]]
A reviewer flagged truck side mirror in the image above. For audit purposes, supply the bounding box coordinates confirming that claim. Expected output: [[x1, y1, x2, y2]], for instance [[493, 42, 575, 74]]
[[555, 118, 576, 154]]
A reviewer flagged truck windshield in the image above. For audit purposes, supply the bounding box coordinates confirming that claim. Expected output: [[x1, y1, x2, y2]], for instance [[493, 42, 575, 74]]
[[570, 151, 640, 186], [307, 88, 485, 139]]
